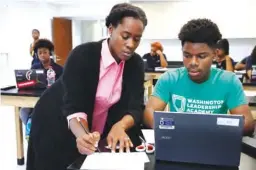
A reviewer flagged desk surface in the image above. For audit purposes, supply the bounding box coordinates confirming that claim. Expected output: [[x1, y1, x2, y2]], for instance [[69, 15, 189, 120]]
[[68, 138, 256, 170], [144, 75, 154, 81], [146, 71, 166, 73], [1, 81, 255, 98], [243, 83, 256, 86], [0, 75, 154, 98], [0, 76, 153, 97], [0, 87, 44, 97], [68, 152, 256, 170]]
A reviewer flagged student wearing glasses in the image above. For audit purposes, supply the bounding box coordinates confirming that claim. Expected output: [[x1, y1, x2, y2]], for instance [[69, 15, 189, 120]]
[[143, 19, 255, 135], [27, 3, 147, 170]]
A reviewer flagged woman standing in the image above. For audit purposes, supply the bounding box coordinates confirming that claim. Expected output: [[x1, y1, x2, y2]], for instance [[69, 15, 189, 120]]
[[26, 3, 147, 170]]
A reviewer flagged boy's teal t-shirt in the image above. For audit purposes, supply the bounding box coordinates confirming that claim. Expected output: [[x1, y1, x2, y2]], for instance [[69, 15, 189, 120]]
[[153, 67, 248, 114]]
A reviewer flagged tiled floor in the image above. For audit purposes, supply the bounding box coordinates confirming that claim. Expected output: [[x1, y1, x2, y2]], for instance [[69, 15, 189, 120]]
[[0, 106, 26, 170]]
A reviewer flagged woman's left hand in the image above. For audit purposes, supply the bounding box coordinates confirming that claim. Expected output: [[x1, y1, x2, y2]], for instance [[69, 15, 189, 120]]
[[107, 121, 133, 153]]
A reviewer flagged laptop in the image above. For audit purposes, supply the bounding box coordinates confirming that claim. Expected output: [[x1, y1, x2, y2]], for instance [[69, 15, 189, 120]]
[[14, 69, 47, 89], [143, 59, 154, 72], [154, 111, 244, 167]]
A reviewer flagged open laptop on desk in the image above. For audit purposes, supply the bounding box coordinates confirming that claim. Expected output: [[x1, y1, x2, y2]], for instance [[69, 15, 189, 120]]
[[242, 126, 256, 158], [154, 111, 244, 167], [14, 69, 47, 89], [143, 59, 155, 72]]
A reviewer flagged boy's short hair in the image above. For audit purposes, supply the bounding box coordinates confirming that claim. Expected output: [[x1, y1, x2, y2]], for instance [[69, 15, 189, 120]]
[[178, 18, 222, 48]]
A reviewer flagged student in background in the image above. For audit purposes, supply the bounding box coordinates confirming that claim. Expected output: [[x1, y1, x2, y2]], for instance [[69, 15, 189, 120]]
[[143, 42, 168, 71], [20, 39, 63, 140], [30, 29, 40, 65], [215, 38, 234, 72], [31, 39, 63, 79], [235, 56, 249, 71], [245, 46, 256, 82], [27, 3, 147, 170], [143, 19, 254, 135], [30, 29, 40, 56]]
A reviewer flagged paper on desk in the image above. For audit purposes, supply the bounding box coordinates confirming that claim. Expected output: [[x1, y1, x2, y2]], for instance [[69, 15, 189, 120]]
[[155, 67, 168, 72], [244, 90, 256, 97], [235, 70, 246, 74], [142, 129, 155, 144], [236, 74, 243, 78], [81, 152, 149, 170]]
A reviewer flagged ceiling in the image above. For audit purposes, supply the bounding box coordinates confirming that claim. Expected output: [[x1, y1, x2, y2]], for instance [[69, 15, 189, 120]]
[[1, 0, 186, 6], [46, 0, 126, 5]]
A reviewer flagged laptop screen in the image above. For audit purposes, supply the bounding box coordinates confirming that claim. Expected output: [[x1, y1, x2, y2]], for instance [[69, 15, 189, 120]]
[[14, 69, 47, 89]]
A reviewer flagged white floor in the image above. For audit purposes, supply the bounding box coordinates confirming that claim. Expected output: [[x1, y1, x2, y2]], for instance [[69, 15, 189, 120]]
[[0, 55, 26, 169], [0, 106, 26, 170]]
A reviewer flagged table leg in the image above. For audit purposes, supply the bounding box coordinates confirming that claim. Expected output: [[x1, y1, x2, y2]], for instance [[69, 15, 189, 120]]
[[15, 107, 24, 165], [148, 80, 153, 99]]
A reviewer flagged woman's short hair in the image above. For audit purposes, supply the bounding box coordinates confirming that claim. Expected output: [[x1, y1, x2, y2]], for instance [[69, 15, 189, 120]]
[[105, 3, 147, 28], [151, 42, 163, 52]]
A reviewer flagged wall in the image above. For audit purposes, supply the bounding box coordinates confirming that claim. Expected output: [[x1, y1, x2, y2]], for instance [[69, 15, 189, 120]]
[[135, 38, 256, 62], [80, 20, 106, 43], [132, 1, 256, 62], [0, 7, 9, 53], [134, 1, 256, 39], [0, 3, 57, 86], [57, 1, 123, 19], [72, 19, 82, 48], [72, 18, 107, 48], [81, 20, 96, 43], [69, 1, 256, 62]]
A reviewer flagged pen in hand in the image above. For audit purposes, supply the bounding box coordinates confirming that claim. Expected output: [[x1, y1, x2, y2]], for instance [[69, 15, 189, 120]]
[[76, 117, 101, 153]]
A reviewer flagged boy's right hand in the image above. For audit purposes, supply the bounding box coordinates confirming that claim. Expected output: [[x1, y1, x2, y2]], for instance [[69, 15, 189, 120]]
[[76, 131, 100, 155]]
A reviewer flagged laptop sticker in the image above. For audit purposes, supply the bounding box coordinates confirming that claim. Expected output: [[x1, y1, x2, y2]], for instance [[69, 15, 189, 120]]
[[217, 117, 240, 127], [36, 70, 44, 74], [172, 94, 186, 112], [159, 118, 175, 129], [25, 70, 33, 80]]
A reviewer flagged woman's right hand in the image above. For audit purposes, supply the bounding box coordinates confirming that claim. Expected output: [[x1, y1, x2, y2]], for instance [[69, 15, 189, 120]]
[[76, 131, 100, 155]]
